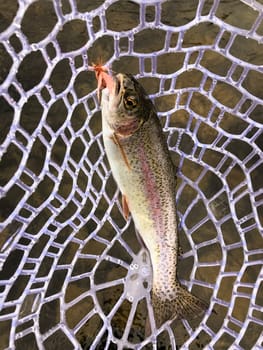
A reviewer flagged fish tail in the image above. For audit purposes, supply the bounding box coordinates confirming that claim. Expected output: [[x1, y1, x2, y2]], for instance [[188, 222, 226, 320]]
[[151, 282, 207, 328]]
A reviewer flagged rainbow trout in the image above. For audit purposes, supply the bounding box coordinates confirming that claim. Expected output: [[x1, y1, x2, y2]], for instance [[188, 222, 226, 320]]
[[97, 70, 206, 328]]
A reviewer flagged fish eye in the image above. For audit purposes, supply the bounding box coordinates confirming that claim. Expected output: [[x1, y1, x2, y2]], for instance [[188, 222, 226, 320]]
[[124, 95, 138, 109]]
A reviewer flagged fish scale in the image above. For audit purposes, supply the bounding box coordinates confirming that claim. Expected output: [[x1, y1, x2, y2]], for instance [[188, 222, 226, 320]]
[[99, 72, 207, 329]]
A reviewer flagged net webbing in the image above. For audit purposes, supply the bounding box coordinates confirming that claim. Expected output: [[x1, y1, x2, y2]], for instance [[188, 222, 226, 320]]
[[0, 0, 263, 349]]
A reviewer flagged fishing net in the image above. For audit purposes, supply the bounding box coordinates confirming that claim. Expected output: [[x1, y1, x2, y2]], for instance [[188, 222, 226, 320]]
[[0, 0, 263, 349]]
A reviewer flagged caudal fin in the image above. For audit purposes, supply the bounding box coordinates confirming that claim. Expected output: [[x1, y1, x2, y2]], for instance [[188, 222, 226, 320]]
[[152, 282, 207, 328]]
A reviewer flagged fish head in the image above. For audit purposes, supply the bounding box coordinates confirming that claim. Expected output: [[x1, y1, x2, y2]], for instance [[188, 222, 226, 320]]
[[101, 73, 155, 136]]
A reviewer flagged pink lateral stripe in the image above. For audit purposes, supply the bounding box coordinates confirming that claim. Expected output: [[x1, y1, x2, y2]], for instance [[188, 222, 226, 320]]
[[138, 140, 164, 237]]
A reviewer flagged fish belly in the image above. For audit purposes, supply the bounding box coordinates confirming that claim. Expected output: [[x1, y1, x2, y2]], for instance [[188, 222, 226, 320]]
[[102, 112, 178, 277]]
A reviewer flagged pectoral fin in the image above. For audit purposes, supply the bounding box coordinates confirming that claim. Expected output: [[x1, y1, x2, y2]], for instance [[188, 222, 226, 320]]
[[122, 194, 130, 220], [111, 133, 131, 170]]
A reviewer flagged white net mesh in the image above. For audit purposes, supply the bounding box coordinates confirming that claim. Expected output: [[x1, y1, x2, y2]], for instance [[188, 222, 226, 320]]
[[0, 0, 263, 349]]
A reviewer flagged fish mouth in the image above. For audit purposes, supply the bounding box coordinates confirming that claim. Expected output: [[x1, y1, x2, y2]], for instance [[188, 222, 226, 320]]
[[101, 73, 122, 97], [114, 73, 124, 97], [115, 76, 121, 95], [111, 73, 124, 108]]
